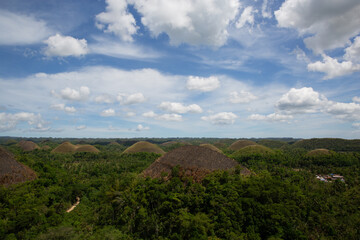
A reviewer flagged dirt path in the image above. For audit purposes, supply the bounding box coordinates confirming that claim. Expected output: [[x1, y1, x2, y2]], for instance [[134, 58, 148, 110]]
[[66, 197, 80, 213]]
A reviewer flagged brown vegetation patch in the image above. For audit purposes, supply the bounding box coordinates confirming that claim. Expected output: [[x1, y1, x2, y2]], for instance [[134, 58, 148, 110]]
[[307, 149, 331, 157], [199, 143, 222, 153], [51, 142, 100, 153], [0, 147, 37, 186], [108, 141, 121, 146], [228, 140, 257, 151], [143, 145, 249, 182], [17, 140, 40, 151], [124, 141, 165, 154], [75, 145, 100, 153], [234, 145, 275, 155]]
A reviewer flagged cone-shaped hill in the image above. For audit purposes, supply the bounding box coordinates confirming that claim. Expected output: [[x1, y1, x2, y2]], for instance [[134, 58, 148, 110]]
[[0, 147, 37, 186], [51, 142, 100, 153], [228, 140, 257, 151], [199, 143, 222, 153], [123, 141, 165, 154], [75, 144, 100, 153], [306, 149, 331, 157], [143, 145, 250, 182], [232, 145, 275, 156], [18, 140, 40, 151]]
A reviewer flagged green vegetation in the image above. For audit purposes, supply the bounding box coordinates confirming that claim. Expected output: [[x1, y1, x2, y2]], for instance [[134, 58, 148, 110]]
[[1, 138, 360, 239]]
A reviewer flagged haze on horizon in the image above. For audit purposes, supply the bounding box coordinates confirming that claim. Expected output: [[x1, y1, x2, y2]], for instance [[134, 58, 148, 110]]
[[0, 0, 360, 139]]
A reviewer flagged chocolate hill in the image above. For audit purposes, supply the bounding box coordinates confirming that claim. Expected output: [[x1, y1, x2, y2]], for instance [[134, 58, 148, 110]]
[[18, 140, 40, 151], [143, 145, 250, 182], [199, 143, 222, 153], [0, 147, 37, 186], [123, 141, 165, 154], [228, 140, 257, 151], [233, 145, 275, 155], [51, 142, 100, 153], [307, 148, 331, 157]]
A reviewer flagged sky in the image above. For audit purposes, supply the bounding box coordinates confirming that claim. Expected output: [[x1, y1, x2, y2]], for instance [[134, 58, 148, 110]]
[[0, 0, 360, 139]]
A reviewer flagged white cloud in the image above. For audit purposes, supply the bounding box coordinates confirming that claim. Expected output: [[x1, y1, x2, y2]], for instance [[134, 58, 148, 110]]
[[95, 0, 138, 42], [43, 34, 88, 57], [325, 101, 360, 121], [307, 55, 360, 79], [0, 112, 47, 131], [101, 108, 116, 117], [117, 92, 146, 105], [248, 113, 293, 122], [229, 91, 257, 103], [344, 36, 360, 63], [186, 76, 220, 92], [0, 10, 52, 45], [76, 125, 87, 130], [51, 103, 76, 113], [159, 102, 202, 114], [275, 0, 360, 53], [201, 112, 237, 125], [95, 94, 115, 104], [53, 86, 90, 101], [353, 96, 360, 103], [261, 0, 272, 19], [131, 0, 240, 46], [143, 111, 182, 121], [352, 122, 360, 128], [125, 111, 136, 117], [136, 124, 150, 131], [236, 6, 257, 29], [276, 87, 326, 114]]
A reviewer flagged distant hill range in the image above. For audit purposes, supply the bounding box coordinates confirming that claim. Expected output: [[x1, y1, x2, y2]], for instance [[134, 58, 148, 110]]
[[292, 138, 360, 152]]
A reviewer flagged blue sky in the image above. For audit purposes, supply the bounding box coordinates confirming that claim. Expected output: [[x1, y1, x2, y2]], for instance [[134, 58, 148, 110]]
[[0, 0, 360, 138]]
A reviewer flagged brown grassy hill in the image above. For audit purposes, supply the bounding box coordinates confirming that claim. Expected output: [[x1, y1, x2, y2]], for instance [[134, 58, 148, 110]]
[[233, 145, 275, 155], [228, 140, 257, 151], [41, 145, 51, 150], [51, 142, 77, 153], [0, 147, 37, 186], [52, 142, 100, 153], [109, 141, 121, 146], [199, 143, 222, 153], [75, 145, 100, 153], [124, 141, 165, 154], [18, 140, 40, 151], [306, 149, 331, 157], [143, 145, 250, 182]]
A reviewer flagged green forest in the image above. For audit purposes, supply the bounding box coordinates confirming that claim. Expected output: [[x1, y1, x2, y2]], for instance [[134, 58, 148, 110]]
[[1, 138, 360, 239]]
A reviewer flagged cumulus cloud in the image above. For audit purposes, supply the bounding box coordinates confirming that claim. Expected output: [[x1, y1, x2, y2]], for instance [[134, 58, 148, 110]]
[[201, 112, 237, 125], [0, 112, 47, 131], [101, 108, 116, 117], [95, 94, 115, 104], [43, 34, 88, 57], [136, 124, 150, 131], [158, 102, 202, 114], [307, 55, 360, 79], [229, 91, 257, 103], [275, 0, 360, 53], [248, 113, 293, 122], [236, 6, 257, 29], [325, 101, 360, 121], [76, 125, 87, 130], [95, 0, 138, 42], [186, 76, 220, 92], [261, 0, 272, 19], [131, 0, 240, 46], [52, 86, 90, 101], [117, 93, 146, 105], [143, 111, 182, 121], [352, 122, 360, 128], [0, 10, 52, 45], [344, 36, 360, 63], [51, 103, 76, 113], [276, 87, 326, 114]]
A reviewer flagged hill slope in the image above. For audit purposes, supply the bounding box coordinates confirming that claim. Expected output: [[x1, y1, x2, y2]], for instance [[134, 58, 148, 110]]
[[143, 145, 250, 181], [124, 141, 165, 154], [18, 140, 40, 151], [0, 147, 37, 186], [228, 140, 257, 151]]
